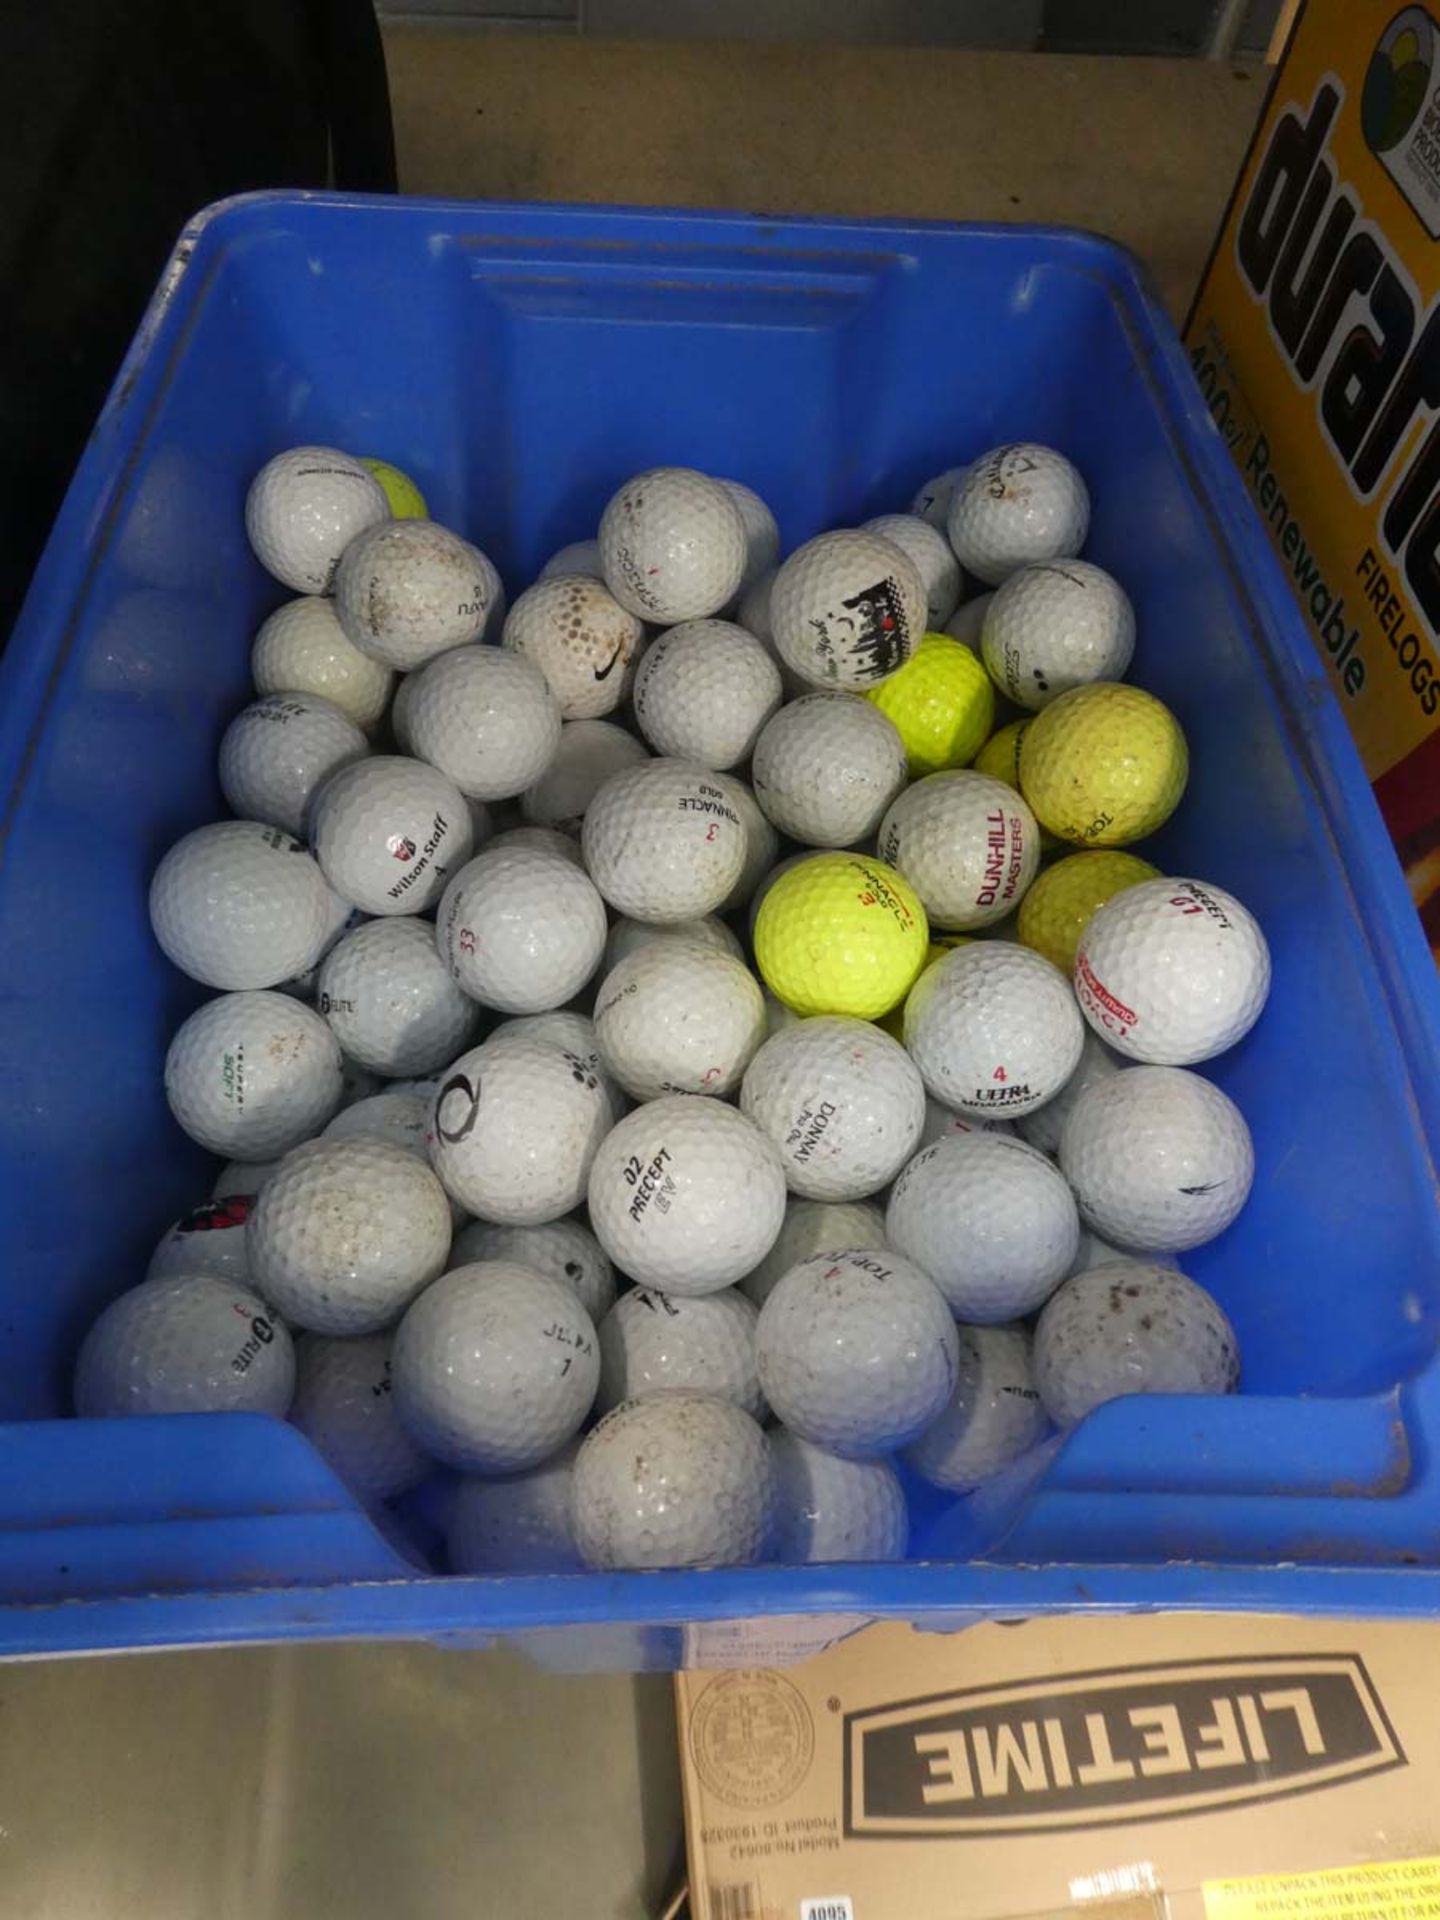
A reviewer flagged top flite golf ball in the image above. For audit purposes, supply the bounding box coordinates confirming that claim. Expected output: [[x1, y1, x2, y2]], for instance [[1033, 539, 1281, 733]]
[[334, 520, 502, 670], [630, 619, 782, 770], [394, 644, 561, 801], [754, 853, 929, 1019], [981, 560, 1135, 709], [502, 576, 646, 720], [245, 446, 390, 594], [877, 770, 1040, 931], [1074, 876, 1271, 1064], [946, 443, 1090, 586], [309, 755, 473, 916], [1019, 683, 1188, 847], [150, 820, 344, 991], [581, 759, 746, 922], [598, 467, 748, 623], [769, 530, 925, 690], [903, 942, 1084, 1118]]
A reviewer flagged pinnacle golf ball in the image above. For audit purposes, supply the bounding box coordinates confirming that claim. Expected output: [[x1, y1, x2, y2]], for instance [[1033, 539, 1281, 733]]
[[946, 443, 1090, 586], [769, 529, 926, 690], [334, 520, 501, 670], [165, 990, 343, 1158], [447, 1439, 583, 1573], [720, 478, 781, 590], [1018, 682, 1188, 847], [1017, 850, 1160, 976], [768, 1430, 908, 1563], [750, 693, 908, 847], [394, 644, 561, 801], [437, 842, 607, 1014], [520, 718, 649, 834], [317, 916, 482, 1077], [599, 467, 749, 623], [862, 512, 962, 627], [593, 939, 766, 1101], [245, 446, 389, 594], [502, 575, 645, 719], [903, 942, 1084, 1118], [219, 693, 368, 839], [902, 1322, 1050, 1493], [864, 632, 995, 776], [596, 1284, 764, 1419], [150, 820, 343, 991], [740, 1196, 889, 1309], [581, 758, 745, 923], [310, 755, 473, 917], [450, 1217, 616, 1324], [74, 1275, 294, 1418], [981, 559, 1135, 709], [754, 852, 929, 1019], [631, 618, 782, 769], [289, 1331, 431, 1500], [877, 770, 1040, 931], [251, 596, 395, 732]]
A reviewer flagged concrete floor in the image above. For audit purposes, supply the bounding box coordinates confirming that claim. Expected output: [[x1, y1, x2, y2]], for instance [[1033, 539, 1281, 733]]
[[0, 32, 1266, 1920]]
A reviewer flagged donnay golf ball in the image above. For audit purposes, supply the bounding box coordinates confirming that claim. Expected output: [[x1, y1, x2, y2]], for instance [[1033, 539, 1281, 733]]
[[981, 560, 1135, 709], [864, 632, 995, 776], [769, 529, 925, 689], [1017, 849, 1160, 975], [947, 443, 1090, 586], [754, 852, 929, 1019], [877, 770, 1040, 931], [334, 520, 502, 670], [1018, 682, 1188, 847], [903, 941, 1083, 1118], [598, 467, 748, 623], [245, 446, 389, 594]]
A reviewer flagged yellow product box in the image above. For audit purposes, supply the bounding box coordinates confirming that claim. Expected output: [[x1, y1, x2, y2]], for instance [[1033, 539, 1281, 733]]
[[1187, 0, 1440, 957]]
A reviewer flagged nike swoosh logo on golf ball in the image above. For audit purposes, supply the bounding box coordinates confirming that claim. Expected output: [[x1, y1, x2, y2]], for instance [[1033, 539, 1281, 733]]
[[593, 640, 626, 682]]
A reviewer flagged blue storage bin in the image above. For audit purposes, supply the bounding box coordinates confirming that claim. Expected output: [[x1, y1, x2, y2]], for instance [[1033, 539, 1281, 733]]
[[5, 193, 1440, 1664]]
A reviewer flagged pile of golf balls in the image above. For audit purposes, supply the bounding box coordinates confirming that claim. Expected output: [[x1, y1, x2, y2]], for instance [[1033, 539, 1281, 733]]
[[78, 438, 1273, 1576]]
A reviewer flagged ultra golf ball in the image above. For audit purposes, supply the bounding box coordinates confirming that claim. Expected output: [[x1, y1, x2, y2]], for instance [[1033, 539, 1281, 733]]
[[902, 942, 1084, 1118]]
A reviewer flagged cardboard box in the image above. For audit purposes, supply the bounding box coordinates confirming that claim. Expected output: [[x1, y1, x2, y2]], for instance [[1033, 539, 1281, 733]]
[[1186, 0, 1440, 962], [677, 1615, 1440, 1920]]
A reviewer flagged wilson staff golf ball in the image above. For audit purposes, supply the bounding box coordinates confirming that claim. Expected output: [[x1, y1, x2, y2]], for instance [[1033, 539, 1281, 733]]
[[310, 756, 473, 917]]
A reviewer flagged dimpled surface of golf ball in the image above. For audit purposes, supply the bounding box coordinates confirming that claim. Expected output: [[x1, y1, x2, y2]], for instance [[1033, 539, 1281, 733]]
[[757, 1248, 959, 1458], [429, 1038, 612, 1225], [447, 1438, 584, 1573], [165, 990, 343, 1157], [219, 694, 369, 839], [712, 771, 779, 909], [755, 853, 929, 1019], [878, 770, 1040, 932], [212, 1160, 293, 1201], [245, 446, 389, 594], [910, 464, 969, 531], [768, 1430, 908, 1563], [502, 575, 645, 720], [770, 529, 926, 689], [1075, 876, 1271, 1065], [150, 820, 341, 991], [248, 1137, 453, 1336], [945, 592, 994, 655], [862, 513, 962, 627], [450, 1217, 616, 1324], [582, 759, 745, 922], [324, 1088, 429, 1157], [310, 755, 472, 917], [573, 1391, 774, 1569], [251, 597, 395, 732], [75, 1275, 294, 1418], [603, 913, 743, 974], [946, 443, 1090, 586], [741, 1197, 888, 1308], [631, 619, 782, 769], [741, 1018, 925, 1202], [289, 1332, 431, 1499], [521, 719, 649, 834], [334, 520, 500, 670], [1019, 682, 1187, 847], [394, 645, 561, 801], [482, 1012, 624, 1122], [540, 537, 602, 579], [598, 467, 747, 623], [392, 1261, 599, 1473], [148, 1195, 254, 1285], [437, 843, 607, 1014], [1017, 1025, 1122, 1157], [902, 1323, 1049, 1492], [1017, 850, 1160, 976], [919, 1099, 1013, 1147], [1061, 1065, 1254, 1250], [981, 560, 1135, 709], [361, 457, 427, 518], [885, 1133, 1078, 1320], [1035, 1261, 1239, 1427], [596, 1285, 765, 1419], [317, 917, 479, 1077], [594, 941, 766, 1101], [903, 942, 1083, 1118], [587, 1096, 786, 1295], [751, 693, 907, 848], [720, 479, 780, 590], [864, 632, 995, 776]]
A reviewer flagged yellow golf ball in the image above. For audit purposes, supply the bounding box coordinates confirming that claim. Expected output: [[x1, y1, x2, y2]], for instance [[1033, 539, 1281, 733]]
[[1016, 850, 1160, 974], [755, 852, 929, 1018], [362, 458, 428, 519], [864, 632, 994, 776], [1019, 683, 1187, 847], [974, 719, 1065, 855]]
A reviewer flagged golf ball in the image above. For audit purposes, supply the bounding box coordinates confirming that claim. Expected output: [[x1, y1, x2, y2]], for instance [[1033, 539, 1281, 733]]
[[1035, 1260, 1239, 1426], [450, 1217, 616, 1324], [981, 560, 1135, 709], [521, 718, 649, 835], [75, 1275, 294, 1417], [862, 512, 962, 626], [947, 443, 1090, 586], [751, 693, 908, 848], [1018, 682, 1188, 847], [598, 466, 748, 623], [768, 1430, 908, 1562], [251, 596, 395, 732], [720, 479, 781, 590], [1017, 849, 1160, 975], [447, 1439, 584, 1573], [245, 446, 389, 594], [289, 1331, 432, 1499], [740, 1197, 888, 1309], [436, 841, 607, 1014], [631, 618, 782, 769], [317, 916, 482, 1077], [394, 644, 561, 801], [877, 770, 1040, 931], [596, 1284, 765, 1419], [769, 529, 925, 689], [902, 1322, 1049, 1492], [593, 940, 766, 1101], [503, 575, 645, 719], [902, 942, 1084, 1118], [219, 693, 368, 840], [334, 520, 502, 670], [864, 632, 995, 776], [581, 758, 745, 922], [754, 852, 929, 1019], [310, 755, 473, 917], [165, 990, 343, 1158], [148, 1195, 254, 1286], [150, 820, 343, 991]]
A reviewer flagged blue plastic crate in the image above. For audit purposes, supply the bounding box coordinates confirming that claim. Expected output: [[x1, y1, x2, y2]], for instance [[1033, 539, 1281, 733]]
[[4, 192, 1440, 1664]]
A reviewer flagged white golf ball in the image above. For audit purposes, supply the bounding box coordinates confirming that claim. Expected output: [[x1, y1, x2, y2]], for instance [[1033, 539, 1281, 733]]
[[502, 575, 645, 719], [251, 596, 395, 732], [944, 593, 994, 656], [428, 1038, 612, 1225], [751, 693, 907, 848], [334, 520, 502, 670], [741, 1017, 925, 1201], [436, 842, 606, 1015], [598, 467, 748, 623], [909, 464, 969, 531], [1059, 1065, 1255, 1251], [981, 560, 1135, 709], [248, 1137, 453, 1336], [711, 771, 780, 909], [903, 943, 1084, 1118], [148, 1194, 255, 1286], [150, 820, 343, 990], [581, 758, 745, 922], [1016, 1026, 1121, 1157], [520, 719, 649, 835], [1070, 1229, 1177, 1276], [603, 913, 743, 975], [768, 1429, 908, 1562], [394, 645, 561, 801], [740, 1197, 888, 1309], [878, 770, 1040, 930], [218, 693, 368, 839], [310, 755, 473, 917], [486, 824, 584, 868], [720, 479, 781, 591], [245, 446, 389, 594], [317, 917, 482, 1076], [597, 1284, 765, 1419], [947, 443, 1090, 586], [594, 941, 765, 1101], [289, 1332, 432, 1500], [919, 1100, 1015, 1147], [539, 538, 602, 579], [74, 1275, 294, 1417], [769, 529, 925, 689], [1075, 876, 1271, 1066], [737, 566, 776, 646], [572, 1391, 773, 1569], [392, 1261, 599, 1473], [862, 512, 962, 627], [587, 1097, 786, 1295], [902, 1322, 1049, 1492], [450, 1217, 616, 1324], [482, 1011, 625, 1123], [324, 1088, 430, 1158], [756, 1247, 959, 1458], [447, 1439, 584, 1573], [885, 1132, 1078, 1320], [165, 990, 343, 1158], [212, 1159, 283, 1199], [631, 619, 782, 769], [1035, 1260, 1240, 1426]]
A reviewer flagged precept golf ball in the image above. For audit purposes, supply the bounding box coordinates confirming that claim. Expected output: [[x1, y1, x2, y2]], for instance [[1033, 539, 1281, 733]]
[[394, 644, 561, 801], [334, 520, 501, 670], [245, 446, 389, 594], [581, 758, 745, 922], [219, 694, 369, 839], [521, 719, 649, 835], [902, 942, 1084, 1118], [769, 529, 925, 689], [862, 513, 962, 627], [502, 575, 646, 720], [768, 1430, 908, 1563], [150, 820, 343, 991], [877, 770, 1040, 931], [310, 755, 473, 917], [981, 560, 1135, 709], [740, 1197, 888, 1309], [447, 1439, 584, 1573], [631, 618, 782, 769], [598, 467, 748, 623], [902, 1322, 1049, 1492], [750, 693, 908, 848], [1017, 850, 1160, 975], [289, 1331, 432, 1500], [1018, 682, 1188, 847], [165, 990, 343, 1158], [754, 852, 929, 1019], [251, 596, 395, 732], [74, 1275, 295, 1418], [436, 842, 607, 1014], [864, 632, 995, 776], [946, 443, 1090, 586], [317, 916, 482, 1077], [593, 940, 766, 1101], [450, 1216, 616, 1324], [596, 1284, 765, 1419]]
